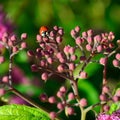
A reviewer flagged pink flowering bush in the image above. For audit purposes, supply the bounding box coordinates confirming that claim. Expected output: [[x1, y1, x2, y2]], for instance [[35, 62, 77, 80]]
[[0, 6, 120, 120]]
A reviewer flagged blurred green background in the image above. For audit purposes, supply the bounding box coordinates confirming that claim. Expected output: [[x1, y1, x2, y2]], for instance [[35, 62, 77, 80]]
[[0, 0, 120, 119]]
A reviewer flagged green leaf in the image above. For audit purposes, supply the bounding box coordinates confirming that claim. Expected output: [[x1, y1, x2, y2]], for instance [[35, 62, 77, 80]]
[[108, 102, 120, 114], [0, 104, 53, 120]]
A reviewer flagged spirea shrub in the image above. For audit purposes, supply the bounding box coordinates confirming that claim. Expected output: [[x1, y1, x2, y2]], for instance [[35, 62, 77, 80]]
[[0, 6, 120, 120]]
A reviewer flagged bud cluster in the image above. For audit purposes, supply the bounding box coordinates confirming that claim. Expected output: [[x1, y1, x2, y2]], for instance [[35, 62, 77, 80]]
[[39, 85, 88, 119]]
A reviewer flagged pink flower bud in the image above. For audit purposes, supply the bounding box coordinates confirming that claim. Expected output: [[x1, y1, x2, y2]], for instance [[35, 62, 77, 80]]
[[36, 34, 42, 42], [75, 37, 82, 45], [53, 26, 58, 31], [68, 92, 75, 100], [112, 96, 119, 102], [71, 29, 76, 38], [116, 53, 120, 60], [0, 88, 5, 96], [12, 46, 19, 53], [64, 45, 70, 55], [31, 64, 38, 72], [86, 44, 92, 51], [57, 64, 64, 73], [58, 28, 64, 35], [99, 57, 107, 65], [56, 91, 63, 98], [49, 112, 57, 120], [0, 56, 5, 64], [97, 45, 103, 52], [87, 37, 92, 44], [79, 71, 87, 79], [113, 59, 119, 67], [39, 93, 48, 102], [56, 36, 62, 43], [103, 105, 110, 112], [2, 76, 9, 83], [48, 96, 56, 103], [68, 63, 75, 71], [67, 107, 74, 115], [102, 86, 109, 93], [87, 29, 93, 36], [10, 35, 17, 41], [57, 102, 65, 110], [75, 26, 80, 32], [71, 55, 77, 61], [82, 31, 87, 38], [59, 86, 67, 93], [99, 94, 107, 101], [79, 98, 87, 107], [21, 33, 27, 39], [27, 50, 35, 57], [69, 47, 75, 54], [41, 72, 48, 81], [47, 57, 53, 64]]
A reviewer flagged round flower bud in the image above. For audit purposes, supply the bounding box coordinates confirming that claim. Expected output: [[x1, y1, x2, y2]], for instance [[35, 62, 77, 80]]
[[64, 45, 70, 55], [68, 92, 75, 100], [47, 57, 53, 64], [41, 72, 48, 81], [56, 91, 63, 98], [12, 46, 19, 53], [31, 64, 38, 72], [87, 29, 93, 36], [58, 28, 64, 36], [21, 33, 27, 40], [97, 45, 103, 53], [59, 86, 67, 93], [87, 37, 92, 44], [99, 94, 107, 101], [39, 93, 48, 102], [75, 26, 80, 32], [69, 47, 75, 54], [113, 59, 119, 67], [75, 37, 82, 45], [0, 56, 5, 64], [99, 57, 107, 66], [103, 105, 110, 112], [116, 53, 120, 61], [49, 112, 57, 120], [2, 76, 9, 83], [36, 34, 42, 42], [79, 71, 87, 79], [102, 86, 110, 94], [68, 63, 75, 71], [0, 88, 5, 96], [112, 96, 119, 102], [57, 64, 64, 73], [21, 42, 27, 49], [48, 96, 56, 104], [56, 36, 62, 43], [27, 50, 35, 57], [79, 98, 87, 107], [86, 44, 92, 51], [82, 31, 87, 38], [57, 102, 65, 110], [71, 55, 77, 61], [67, 107, 74, 115], [10, 34, 17, 41]]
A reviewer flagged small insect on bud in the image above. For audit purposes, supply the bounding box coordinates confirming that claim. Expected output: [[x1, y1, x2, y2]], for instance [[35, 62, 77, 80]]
[[39, 26, 49, 37]]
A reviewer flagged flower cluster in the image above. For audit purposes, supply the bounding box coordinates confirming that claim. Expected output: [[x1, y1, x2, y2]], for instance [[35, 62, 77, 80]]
[[97, 109, 120, 120]]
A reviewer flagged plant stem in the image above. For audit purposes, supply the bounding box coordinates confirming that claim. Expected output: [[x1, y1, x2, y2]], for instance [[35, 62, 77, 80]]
[[9, 87, 46, 110]]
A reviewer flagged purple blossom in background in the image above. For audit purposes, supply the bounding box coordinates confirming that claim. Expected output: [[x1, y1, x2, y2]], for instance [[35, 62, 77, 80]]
[[0, 5, 14, 39], [96, 110, 120, 120]]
